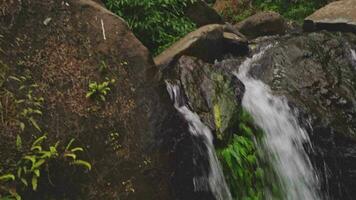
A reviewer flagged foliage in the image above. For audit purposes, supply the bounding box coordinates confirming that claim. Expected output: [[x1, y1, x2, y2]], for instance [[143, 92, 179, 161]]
[[218, 0, 328, 24], [218, 110, 282, 200], [0, 135, 91, 200], [86, 78, 115, 102], [8, 75, 43, 133], [253, 0, 328, 22], [105, 0, 196, 55]]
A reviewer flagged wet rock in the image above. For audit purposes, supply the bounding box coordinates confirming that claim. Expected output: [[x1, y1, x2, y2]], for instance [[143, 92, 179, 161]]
[[185, 0, 224, 27], [154, 24, 248, 68], [235, 11, 287, 39], [166, 55, 245, 143], [304, 0, 356, 33], [250, 31, 356, 200]]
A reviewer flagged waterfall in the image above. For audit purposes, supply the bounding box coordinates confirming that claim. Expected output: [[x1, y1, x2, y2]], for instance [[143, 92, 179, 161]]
[[351, 49, 356, 62], [166, 83, 232, 200], [234, 46, 321, 200]]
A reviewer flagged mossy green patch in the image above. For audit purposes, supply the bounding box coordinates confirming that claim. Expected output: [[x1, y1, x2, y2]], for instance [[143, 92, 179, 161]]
[[211, 72, 240, 143]]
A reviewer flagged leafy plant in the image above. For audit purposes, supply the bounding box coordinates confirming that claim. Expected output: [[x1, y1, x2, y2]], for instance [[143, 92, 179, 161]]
[[86, 78, 115, 102], [218, 110, 282, 200], [0, 135, 91, 200], [8, 75, 44, 132], [105, 0, 196, 55]]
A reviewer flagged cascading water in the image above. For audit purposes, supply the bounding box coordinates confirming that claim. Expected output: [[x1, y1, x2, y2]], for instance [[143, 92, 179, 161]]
[[234, 46, 321, 200], [166, 82, 232, 200], [351, 49, 356, 62]]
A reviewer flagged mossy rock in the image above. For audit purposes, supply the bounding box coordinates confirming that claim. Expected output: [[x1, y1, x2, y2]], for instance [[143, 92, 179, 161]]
[[174, 55, 245, 143]]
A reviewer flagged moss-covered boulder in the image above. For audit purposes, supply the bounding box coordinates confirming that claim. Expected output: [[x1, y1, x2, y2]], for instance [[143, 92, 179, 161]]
[[0, 0, 188, 199], [165, 55, 245, 143]]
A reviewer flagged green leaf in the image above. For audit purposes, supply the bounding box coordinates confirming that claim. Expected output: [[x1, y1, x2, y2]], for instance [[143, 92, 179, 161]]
[[24, 155, 36, 165], [20, 178, 28, 186], [33, 159, 45, 170], [64, 153, 76, 160], [65, 139, 75, 151], [16, 135, 22, 151], [0, 174, 15, 181], [29, 117, 41, 132], [32, 176, 38, 191], [32, 135, 46, 147], [70, 147, 84, 152], [72, 160, 92, 170]]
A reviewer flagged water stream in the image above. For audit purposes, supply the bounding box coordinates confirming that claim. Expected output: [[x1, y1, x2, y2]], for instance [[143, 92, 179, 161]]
[[351, 49, 356, 62], [234, 46, 321, 200], [166, 83, 232, 200]]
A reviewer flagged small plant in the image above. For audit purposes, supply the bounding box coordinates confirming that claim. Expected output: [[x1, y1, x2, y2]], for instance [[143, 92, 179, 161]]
[[86, 78, 115, 102], [0, 135, 91, 200], [218, 110, 282, 200], [8, 75, 44, 132]]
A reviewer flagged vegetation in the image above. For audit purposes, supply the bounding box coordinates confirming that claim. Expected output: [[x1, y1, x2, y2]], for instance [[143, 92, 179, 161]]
[[219, 0, 329, 24], [86, 78, 115, 102], [253, 0, 328, 22], [0, 135, 91, 200], [105, 0, 196, 55], [218, 110, 282, 200]]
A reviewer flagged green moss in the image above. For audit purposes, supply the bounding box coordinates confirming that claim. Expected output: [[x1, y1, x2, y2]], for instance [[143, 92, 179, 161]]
[[213, 104, 223, 140]]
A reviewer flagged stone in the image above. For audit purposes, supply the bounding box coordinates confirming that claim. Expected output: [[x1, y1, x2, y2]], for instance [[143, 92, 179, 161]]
[[165, 55, 245, 143], [185, 0, 224, 27], [248, 32, 356, 200], [0, 0, 189, 199], [235, 11, 287, 39], [154, 24, 248, 68], [304, 0, 356, 33]]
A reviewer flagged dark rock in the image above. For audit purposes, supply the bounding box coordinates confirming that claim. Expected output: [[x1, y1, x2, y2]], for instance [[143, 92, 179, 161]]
[[235, 11, 287, 39], [0, 0, 190, 199], [249, 31, 356, 200], [165, 55, 245, 143], [185, 0, 224, 27], [304, 0, 356, 33], [154, 24, 248, 68]]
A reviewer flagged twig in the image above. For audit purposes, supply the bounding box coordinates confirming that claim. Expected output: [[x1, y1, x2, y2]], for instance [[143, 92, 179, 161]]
[[101, 19, 106, 40]]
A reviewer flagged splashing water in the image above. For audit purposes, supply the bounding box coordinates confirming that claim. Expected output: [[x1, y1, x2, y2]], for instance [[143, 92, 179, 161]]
[[166, 83, 232, 200], [234, 46, 321, 200]]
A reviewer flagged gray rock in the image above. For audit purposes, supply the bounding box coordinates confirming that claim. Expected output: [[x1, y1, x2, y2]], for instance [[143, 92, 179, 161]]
[[235, 11, 287, 39], [304, 0, 356, 33], [185, 0, 224, 27], [154, 24, 248, 68]]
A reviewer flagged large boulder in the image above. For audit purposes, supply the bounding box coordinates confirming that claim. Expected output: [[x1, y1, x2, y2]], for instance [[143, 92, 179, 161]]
[[304, 0, 356, 33], [164, 55, 245, 144], [154, 24, 248, 68], [248, 31, 356, 200], [235, 11, 287, 39], [185, 0, 224, 27], [0, 0, 189, 199]]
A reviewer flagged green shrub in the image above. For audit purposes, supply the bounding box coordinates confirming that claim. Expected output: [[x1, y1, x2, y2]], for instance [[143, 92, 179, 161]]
[[253, 0, 328, 22], [0, 135, 91, 200], [218, 110, 282, 200], [106, 0, 196, 55]]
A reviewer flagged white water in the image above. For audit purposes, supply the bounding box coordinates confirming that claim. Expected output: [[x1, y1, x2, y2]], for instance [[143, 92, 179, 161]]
[[166, 83, 232, 200], [351, 49, 356, 62], [234, 46, 321, 200]]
